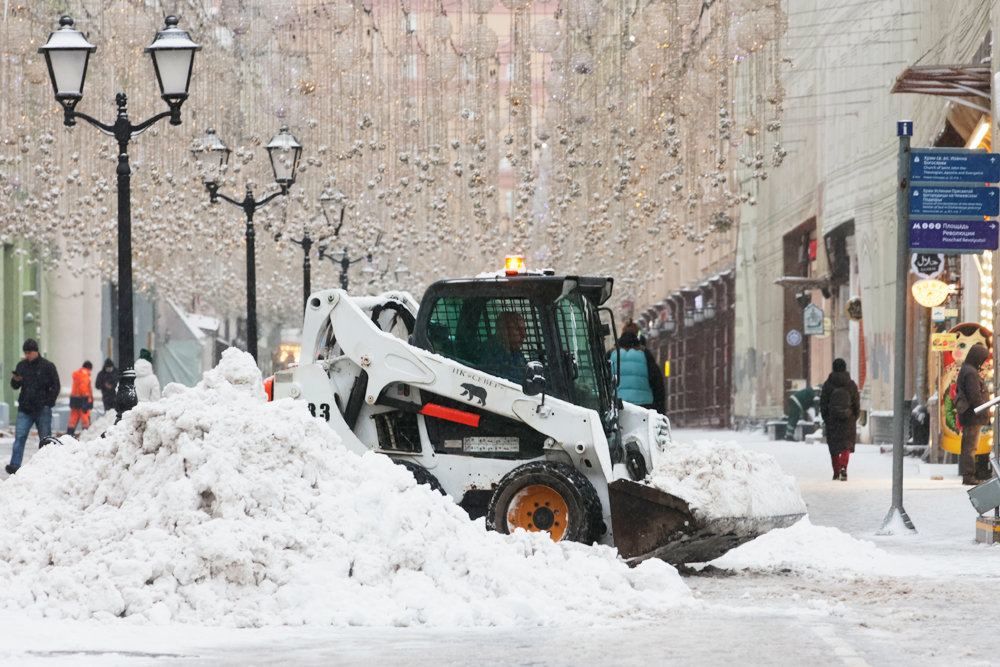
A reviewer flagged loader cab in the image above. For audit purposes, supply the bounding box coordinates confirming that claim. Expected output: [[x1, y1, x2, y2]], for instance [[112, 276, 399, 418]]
[[414, 275, 618, 432]]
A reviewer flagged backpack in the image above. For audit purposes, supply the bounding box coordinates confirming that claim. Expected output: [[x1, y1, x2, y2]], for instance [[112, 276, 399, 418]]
[[829, 386, 852, 421]]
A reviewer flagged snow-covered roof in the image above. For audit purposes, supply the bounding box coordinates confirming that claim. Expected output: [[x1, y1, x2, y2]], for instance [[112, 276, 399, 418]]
[[168, 300, 220, 340]]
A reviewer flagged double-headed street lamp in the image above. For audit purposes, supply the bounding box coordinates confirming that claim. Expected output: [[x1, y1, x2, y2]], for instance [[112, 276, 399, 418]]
[[38, 15, 199, 421], [319, 230, 381, 292], [275, 188, 345, 310], [192, 127, 303, 361]]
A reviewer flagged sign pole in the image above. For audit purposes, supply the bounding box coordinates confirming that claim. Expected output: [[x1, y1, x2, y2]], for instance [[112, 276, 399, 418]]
[[881, 121, 916, 534]]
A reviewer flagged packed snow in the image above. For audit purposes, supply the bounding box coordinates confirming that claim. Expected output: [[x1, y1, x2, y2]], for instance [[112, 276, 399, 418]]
[[646, 437, 807, 520], [0, 349, 689, 628], [709, 516, 922, 577]]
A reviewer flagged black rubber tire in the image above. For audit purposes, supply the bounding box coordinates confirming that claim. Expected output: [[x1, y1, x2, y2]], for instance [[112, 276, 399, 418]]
[[486, 461, 604, 545], [395, 458, 446, 495]]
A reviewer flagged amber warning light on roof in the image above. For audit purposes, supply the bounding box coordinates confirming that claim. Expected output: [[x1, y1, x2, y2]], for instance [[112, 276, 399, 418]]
[[504, 255, 526, 275]]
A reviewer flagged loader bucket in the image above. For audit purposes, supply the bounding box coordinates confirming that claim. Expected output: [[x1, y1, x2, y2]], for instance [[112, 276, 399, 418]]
[[608, 479, 805, 565]]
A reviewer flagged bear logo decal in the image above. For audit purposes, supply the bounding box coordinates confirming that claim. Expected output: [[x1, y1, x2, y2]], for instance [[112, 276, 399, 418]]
[[459, 382, 487, 406]]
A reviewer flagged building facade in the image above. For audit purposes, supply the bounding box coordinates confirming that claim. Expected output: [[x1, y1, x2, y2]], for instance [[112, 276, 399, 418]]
[[731, 0, 993, 440]]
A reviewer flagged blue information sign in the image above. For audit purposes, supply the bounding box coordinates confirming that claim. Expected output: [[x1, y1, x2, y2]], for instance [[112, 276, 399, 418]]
[[910, 151, 1000, 184], [908, 219, 999, 253], [897, 121, 913, 137], [909, 186, 999, 216]]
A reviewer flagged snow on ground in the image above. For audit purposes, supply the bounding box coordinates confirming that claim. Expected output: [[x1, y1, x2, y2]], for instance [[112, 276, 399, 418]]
[[710, 516, 924, 577], [0, 349, 688, 629], [2, 417, 999, 664], [647, 436, 807, 519]]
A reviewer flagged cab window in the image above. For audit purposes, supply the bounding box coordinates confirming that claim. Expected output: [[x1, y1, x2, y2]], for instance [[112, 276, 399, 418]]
[[426, 296, 544, 383]]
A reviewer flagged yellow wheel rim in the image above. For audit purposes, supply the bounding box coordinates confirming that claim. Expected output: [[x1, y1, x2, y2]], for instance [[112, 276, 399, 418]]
[[506, 484, 569, 541]]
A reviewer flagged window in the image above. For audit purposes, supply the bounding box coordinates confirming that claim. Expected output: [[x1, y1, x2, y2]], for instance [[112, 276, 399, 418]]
[[554, 295, 604, 412], [426, 296, 544, 383]]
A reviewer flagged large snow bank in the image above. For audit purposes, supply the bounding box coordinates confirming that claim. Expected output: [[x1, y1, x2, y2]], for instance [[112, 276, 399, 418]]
[[646, 437, 807, 520], [710, 517, 920, 577], [0, 349, 689, 627]]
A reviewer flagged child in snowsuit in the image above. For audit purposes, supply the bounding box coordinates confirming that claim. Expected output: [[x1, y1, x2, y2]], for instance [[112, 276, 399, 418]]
[[67, 360, 94, 437]]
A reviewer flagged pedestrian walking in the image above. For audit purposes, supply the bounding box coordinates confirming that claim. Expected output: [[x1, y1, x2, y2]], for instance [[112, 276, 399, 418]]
[[95, 358, 118, 412], [66, 361, 94, 437], [955, 343, 991, 486], [610, 324, 666, 414], [7, 339, 60, 475], [819, 358, 860, 481], [134, 357, 161, 402]]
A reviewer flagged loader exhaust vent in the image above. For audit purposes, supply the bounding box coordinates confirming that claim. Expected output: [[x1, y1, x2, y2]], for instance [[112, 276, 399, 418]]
[[373, 410, 422, 452]]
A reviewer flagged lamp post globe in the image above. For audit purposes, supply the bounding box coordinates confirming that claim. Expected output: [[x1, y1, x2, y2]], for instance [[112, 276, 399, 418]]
[[395, 262, 411, 281], [191, 128, 230, 189], [266, 126, 303, 188], [37, 16, 96, 112], [145, 16, 201, 123]]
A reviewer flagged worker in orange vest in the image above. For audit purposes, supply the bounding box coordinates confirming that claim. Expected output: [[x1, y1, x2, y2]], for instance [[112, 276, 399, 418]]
[[67, 360, 94, 437]]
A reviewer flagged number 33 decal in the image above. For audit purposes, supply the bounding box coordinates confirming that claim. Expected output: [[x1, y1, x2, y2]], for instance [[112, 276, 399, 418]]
[[307, 403, 331, 421]]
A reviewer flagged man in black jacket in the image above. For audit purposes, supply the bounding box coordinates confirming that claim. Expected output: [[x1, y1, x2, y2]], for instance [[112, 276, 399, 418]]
[[7, 338, 60, 475]]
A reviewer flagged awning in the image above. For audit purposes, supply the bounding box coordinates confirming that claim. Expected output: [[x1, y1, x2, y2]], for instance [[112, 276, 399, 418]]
[[891, 64, 990, 114]]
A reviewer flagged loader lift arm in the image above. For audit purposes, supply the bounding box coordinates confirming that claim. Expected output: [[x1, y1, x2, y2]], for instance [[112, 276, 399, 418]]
[[295, 289, 615, 481]]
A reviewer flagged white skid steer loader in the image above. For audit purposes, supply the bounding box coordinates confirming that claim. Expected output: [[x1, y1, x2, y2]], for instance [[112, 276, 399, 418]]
[[270, 269, 802, 564]]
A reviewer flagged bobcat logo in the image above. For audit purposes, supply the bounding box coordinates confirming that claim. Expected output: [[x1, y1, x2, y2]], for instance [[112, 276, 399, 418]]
[[459, 382, 487, 406]]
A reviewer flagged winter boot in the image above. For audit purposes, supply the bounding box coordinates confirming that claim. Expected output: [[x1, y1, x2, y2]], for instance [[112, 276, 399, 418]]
[[839, 469, 848, 482], [4, 464, 17, 475], [963, 475, 979, 486]]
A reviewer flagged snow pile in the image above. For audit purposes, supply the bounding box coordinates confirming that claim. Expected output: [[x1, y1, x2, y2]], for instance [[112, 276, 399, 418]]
[[710, 517, 921, 577], [78, 409, 117, 442], [646, 437, 807, 520], [0, 349, 689, 627]]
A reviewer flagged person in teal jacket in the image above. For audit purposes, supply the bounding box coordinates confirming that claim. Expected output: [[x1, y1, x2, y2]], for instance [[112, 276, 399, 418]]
[[610, 329, 665, 413]]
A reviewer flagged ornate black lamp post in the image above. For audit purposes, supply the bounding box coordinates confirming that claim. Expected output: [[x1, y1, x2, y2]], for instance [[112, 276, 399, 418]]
[[38, 15, 199, 421], [192, 127, 303, 361], [364, 256, 411, 286], [275, 188, 345, 310], [320, 247, 372, 292]]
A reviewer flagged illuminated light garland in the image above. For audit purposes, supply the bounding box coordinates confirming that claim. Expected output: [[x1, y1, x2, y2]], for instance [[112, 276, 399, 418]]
[[0, 0, 786, 323]]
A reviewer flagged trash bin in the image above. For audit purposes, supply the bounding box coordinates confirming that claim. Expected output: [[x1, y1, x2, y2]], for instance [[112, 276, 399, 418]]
[[765, 420, 787, 440]]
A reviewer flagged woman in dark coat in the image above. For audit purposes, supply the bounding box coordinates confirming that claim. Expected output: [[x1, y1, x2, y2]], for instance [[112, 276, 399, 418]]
[[819, 358, 861, 481], [95, 358, 118, 412], [956, 343, 991, 485]]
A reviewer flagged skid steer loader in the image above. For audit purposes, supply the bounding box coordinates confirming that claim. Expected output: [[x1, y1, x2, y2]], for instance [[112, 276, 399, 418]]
[[271, 264, 802, 564]]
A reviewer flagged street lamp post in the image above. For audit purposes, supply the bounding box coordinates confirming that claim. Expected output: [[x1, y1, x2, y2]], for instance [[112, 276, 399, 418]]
[[275, 188, 345, 310], [280, 230, 314, 311], [38, 15, 199, 422], [192, 127, 303, 361], [320, 247, 372, 291], [319, 231, 381, 292]]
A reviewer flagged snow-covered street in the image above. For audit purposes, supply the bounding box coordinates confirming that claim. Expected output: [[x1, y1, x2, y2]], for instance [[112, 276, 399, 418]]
[[1, 424, 995, 666]]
